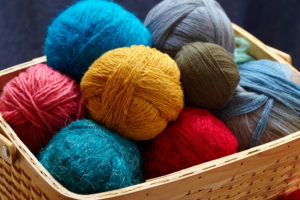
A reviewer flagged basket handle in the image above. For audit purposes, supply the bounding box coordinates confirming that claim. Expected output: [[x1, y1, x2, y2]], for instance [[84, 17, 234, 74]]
[[0, 133, 16, 164], [266, 45, 292, 64]]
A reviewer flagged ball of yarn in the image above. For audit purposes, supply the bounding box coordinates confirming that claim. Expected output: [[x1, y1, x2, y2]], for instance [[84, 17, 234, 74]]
[[142, 107, 238, 179], [175, 42, 240, 109], [0, 64, 84, 154], [215, 60, 300, 151], [38, 119, 143, 194], [80, 45, 184, 141], [234, 37, 254, 65], [45, 0, 152, 81], [144, 0, 235, 57]]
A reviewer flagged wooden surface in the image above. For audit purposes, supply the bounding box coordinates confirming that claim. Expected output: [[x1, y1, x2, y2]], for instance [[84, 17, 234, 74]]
[[0, 132, 16, 164], [0, 25, 299, 200]]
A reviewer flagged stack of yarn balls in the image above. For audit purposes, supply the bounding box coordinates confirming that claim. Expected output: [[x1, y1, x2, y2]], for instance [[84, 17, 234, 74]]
[[1, 0, 300, 196]]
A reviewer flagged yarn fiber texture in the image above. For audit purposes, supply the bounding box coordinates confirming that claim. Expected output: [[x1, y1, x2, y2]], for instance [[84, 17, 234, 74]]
[[38, 119, 143, 194], [142, 107, 238, 179], [215, 60, 300, 151], [45, 0, 152, 81], [144, 0, 235, 57], [81, 45, 184, 141], [0, 64, 84, 154], [234, 37, 254, 65], [175, 42, 240, 109]]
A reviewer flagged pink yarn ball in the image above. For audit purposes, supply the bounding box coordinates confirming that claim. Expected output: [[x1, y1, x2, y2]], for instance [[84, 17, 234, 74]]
[[0, 64, 84, 154]]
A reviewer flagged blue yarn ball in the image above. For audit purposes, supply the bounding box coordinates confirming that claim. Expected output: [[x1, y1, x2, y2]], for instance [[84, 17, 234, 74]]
[[44, 0, 152, 81], [214, 60, 300, 150], [38, 119, 143, 194]]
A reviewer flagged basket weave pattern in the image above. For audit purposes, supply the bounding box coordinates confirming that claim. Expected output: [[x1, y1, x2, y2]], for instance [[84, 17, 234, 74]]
[[0, 152, 48, 200], [2, 133, 300, 200]]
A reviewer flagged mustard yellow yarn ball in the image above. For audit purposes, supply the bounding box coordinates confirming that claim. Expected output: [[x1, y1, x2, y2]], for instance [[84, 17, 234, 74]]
[[80, 45, 183, 140]]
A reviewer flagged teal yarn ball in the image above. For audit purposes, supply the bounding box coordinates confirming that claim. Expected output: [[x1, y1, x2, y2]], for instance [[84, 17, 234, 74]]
[[38, 119, 143, 194], [44, 0, 152, 81], [234, 37, 254, 65]]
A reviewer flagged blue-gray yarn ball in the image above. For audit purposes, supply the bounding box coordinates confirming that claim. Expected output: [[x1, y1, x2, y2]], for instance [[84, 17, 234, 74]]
[[214, 60, 300, 151], [44, 0, 152, 81], [144, 0, 235, 57], [38, 119, 143, 194]]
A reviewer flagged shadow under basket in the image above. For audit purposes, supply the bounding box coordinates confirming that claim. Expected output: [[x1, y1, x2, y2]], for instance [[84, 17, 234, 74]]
[[0, 24, 300, 200]]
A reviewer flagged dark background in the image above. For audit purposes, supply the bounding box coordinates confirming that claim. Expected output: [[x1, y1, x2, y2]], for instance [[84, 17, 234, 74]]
[[0, 0, 299, 70]]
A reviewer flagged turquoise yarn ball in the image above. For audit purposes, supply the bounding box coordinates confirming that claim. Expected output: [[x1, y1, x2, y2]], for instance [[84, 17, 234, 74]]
[[38, 119, 143, 194], [44, 0, 152, 81], [234, 37, 254, 65]]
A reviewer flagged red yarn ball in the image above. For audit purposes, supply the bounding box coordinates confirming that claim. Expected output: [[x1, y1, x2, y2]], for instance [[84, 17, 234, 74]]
[[0, 64, 84, 154], [142, 107, 238, 179], [279, 189, 300, 200]]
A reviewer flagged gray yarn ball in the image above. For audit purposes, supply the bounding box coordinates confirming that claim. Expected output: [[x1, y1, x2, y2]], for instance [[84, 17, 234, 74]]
[[144, 0, 235, 57]]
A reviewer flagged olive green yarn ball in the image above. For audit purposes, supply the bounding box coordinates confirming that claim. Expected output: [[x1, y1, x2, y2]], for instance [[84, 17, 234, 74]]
[[175, 42, 240, 109]]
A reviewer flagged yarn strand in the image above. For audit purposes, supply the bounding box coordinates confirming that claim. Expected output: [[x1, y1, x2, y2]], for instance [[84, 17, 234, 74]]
[[250, 99, 274, 147], [239, 61, 300, 115]]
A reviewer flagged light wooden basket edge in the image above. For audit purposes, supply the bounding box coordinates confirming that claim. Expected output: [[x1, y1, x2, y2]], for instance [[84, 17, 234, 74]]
[[232, 23, 299, 76]]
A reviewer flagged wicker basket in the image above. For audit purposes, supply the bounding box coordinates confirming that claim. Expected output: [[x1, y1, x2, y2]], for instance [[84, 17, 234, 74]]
[[0, 24, 300, 200]]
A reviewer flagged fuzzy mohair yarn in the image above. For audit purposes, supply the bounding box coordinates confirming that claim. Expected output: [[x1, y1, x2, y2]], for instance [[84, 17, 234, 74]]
[[45, 0, 152, 81], [38, 119, 143, 194], [0, 64, 84, 154], [234, 37, 254, 65], [175, 42, 240, 109], [144, 0, 235, 57], [81, 45, 183, 141], [215, 60, 300, 151], [142, 107, 238, 179]]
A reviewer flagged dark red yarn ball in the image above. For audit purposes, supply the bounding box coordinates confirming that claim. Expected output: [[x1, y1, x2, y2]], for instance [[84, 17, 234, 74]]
[[142, 107, 238, 179], [279, 189, 300, 200]]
